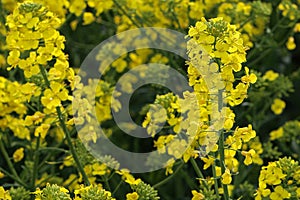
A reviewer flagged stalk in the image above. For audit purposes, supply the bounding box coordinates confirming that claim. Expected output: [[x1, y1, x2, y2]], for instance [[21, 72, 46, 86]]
[[39, 65, 90, 185]]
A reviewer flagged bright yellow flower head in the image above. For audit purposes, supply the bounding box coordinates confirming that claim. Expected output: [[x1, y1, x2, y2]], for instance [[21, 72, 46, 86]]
[[201, 156, 215, 170], [13, 147, 24, 162], [296, 188, 300, 198], [255, 186, 271, 200], [263, 70, 279, 81], [221, 168, 232, 185], [83, 12, 95, 25], [270, 186, 290, 200], [126, 192, 139, 200], [241, 149, 256, 165], [116, 169, 141, 185], [6, 2, 69, 80], [34, 123, 51, 139], [0, 186, 11, 200], [286, 36, 296, 50], [0, 171, 4, 179], [271, 98, 286, 115], [241, 67, 257, 84], [269, 127, 284, 140], [191, 190, 205, 200], [69, 0, 86, 16]]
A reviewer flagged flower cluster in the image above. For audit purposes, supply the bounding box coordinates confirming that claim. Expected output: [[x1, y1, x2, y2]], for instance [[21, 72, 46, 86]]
[[255, 157, 300, 200], [186, 17, 259, 178]]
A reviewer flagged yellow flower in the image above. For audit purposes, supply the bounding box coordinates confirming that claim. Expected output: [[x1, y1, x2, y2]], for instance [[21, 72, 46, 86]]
[[167, 139, 187, 159], [6, 49, 20, 69], [271, 98, 286, 115], [20, 82, 41, 101], [269, 127, 284, 140], [34, 123, 51, 139], [201, 156, 215, 170], [241, 67, 257, 84], [270, 186, 290, 200], [165, 158, 175, 175], [116, 169, 141, 185], [221, 168, 232, 185], [112, 57, 127, 73], [70, 19, 79, 31], [0, 171, 4, 179], [32, 187, 42, 196], [87, 0, 113, 16], [294, 23, 300, 32], [215, 166, 222, 176], [13, 147, 24, 162], [224, 149, 239, 172], [259, 163, 286, 186], [263, 70, 279, 81], [83, 12, 95, 25], [91, 163, 107, 176], [286, 36, 296, 50], [69, 0, 86, 16], [222, 107, 235, 130], [61, 155, 74, 169], [126, 192, 139, 200], [25, 111, 45, 126], [188, 21, 207, 37], [0, 186, 11, 200], [241, 149, 256, 165], [234, 124, 256, 143], [255, 186, 271, 200], [41, 82, 69, 110], [296, 188, 300, 198], [59, 186, 69, 194], [191, 190, 205, 200]]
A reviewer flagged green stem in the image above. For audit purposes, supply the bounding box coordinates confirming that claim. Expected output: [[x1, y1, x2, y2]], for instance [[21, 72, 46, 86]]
[[246, 48, 272, 67], [37, 128, 76, 170], [190, 158, 209, 189], [56, 107, 90, 185], [112, 179, 123, 196], [190, 158, 204, 179], [153, 161, 184, 188], [39, 66, 50, 87], [0, 167, 27, 187], [0, 138, 27, 187], [31, 134, 40, 189], [38, 147, 69, 153], [39, 65, 90, 185], [0, 1, 6, 25], [102, 175, 111, 191], [219, 131, 229, 200], [212, 159, 220, 199]]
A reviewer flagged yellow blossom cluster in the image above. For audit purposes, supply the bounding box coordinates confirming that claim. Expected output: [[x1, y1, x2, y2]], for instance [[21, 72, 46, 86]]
[[142, 18, 261, 190], [255, 157, 300, 200], [0, 77, 30, 140], [4, 2, 74, 144], [186, 17, 260, 182]]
